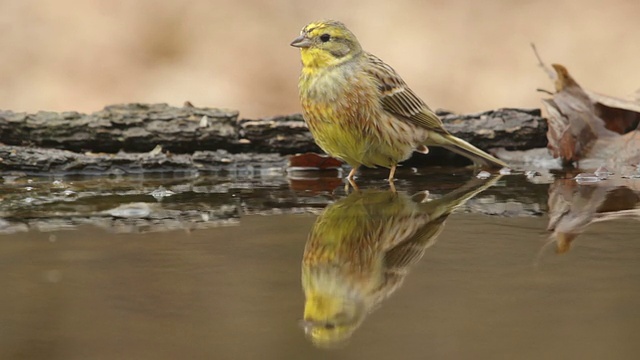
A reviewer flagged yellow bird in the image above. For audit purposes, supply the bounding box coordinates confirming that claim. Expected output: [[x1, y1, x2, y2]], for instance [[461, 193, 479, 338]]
[[300, 176, 500, 347], [291, 20, 507, 184]]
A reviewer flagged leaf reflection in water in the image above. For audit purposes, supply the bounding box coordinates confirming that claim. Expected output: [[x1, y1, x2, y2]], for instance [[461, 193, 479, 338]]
[[546, 177, 640, 253]]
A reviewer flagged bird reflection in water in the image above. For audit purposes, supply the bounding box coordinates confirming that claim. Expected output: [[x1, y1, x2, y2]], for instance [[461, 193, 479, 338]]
[[546, 177, 640, 253], [299, 176, 500, 348]]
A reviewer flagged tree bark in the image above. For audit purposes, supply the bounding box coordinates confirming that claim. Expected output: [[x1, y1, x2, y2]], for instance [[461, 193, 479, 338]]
[[1, 103, 545, 153], [0, 145, 286, 174], [0, 103, 240, 153], [0, 103, 547, 173]]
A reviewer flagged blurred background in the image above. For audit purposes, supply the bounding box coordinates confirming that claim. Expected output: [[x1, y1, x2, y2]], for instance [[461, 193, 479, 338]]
[[1, 0, 638, 118]]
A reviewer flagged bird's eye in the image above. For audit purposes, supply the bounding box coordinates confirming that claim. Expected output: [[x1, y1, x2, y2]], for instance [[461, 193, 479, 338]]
[[320, 34, 331, 42], [324, 323, 336, 330]]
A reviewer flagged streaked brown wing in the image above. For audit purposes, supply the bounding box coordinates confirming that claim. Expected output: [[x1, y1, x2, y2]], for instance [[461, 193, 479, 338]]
[[383, 216, 444, 271], [364, 52, 447, 133]]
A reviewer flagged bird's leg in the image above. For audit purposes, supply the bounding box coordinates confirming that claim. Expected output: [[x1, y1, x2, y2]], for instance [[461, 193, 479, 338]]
[[347, 166, 359, 181], [345, 166, 360, 193], [388, 165, 397, 182], [346, 177, 360, 193], [388, 165, 397, 193]]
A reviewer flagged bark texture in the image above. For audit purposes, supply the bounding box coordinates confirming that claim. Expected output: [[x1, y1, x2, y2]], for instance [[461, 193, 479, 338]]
[[0, 103, 547, 173]]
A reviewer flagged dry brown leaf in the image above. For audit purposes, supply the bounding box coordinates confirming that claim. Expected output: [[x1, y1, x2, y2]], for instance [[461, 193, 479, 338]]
[[533, 45, 640, 167], [542, 64, 617, 165], [587, 90, 640, 134], [288, 152, 342, 170], [287, 152, 344, 192]]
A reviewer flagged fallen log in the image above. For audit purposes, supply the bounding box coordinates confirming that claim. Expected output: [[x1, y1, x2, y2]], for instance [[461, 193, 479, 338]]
[[1, 103, 546, 154], [239, 107, 546, 154], [0, 103, 240, 154], [0, 103, 548, 173]]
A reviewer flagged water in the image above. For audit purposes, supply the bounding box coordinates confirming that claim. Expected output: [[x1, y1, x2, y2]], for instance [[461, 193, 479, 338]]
[[0, 168, 639, 359]]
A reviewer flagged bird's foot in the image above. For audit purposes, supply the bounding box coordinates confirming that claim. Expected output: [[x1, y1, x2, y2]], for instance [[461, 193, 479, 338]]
[[344, 166, 360, 193]]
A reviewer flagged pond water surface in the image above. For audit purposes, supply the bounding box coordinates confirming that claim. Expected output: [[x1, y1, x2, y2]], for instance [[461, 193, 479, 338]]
[[0, 167, 639, 359]]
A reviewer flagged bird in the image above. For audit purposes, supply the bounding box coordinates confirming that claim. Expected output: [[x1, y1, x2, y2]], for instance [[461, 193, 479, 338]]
[[300, 175, 501, 347], [291, 20, 507, 184]]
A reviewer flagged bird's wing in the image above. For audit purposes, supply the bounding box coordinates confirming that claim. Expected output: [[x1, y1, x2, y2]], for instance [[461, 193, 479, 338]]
[[383, 216, 445, 270], [364, 52, 447, 133]]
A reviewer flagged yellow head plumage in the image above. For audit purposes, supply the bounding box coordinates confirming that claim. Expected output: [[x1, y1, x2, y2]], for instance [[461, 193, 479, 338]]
[[290, 20, 363, 69]]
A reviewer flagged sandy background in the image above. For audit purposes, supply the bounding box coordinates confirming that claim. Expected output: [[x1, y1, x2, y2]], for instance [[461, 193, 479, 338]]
[[1, 0, 638, 118]]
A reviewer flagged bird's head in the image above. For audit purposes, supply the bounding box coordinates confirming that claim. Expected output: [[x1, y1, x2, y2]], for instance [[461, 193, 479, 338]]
[[290, 20, 362, 69], [301, 292, 365, 348]]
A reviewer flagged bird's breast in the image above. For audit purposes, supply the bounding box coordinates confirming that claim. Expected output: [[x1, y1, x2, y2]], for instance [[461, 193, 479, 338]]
[[299, 65, 379, 128]]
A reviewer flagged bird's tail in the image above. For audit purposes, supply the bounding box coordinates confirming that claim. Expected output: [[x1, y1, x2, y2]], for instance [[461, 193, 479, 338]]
[[419, 174, 502, 219], [428, 133, 507, 168]]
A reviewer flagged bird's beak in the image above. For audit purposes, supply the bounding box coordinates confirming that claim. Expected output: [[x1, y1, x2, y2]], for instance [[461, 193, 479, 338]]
[[299, 319, 316, 334], [290, 35, 312, 48]]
